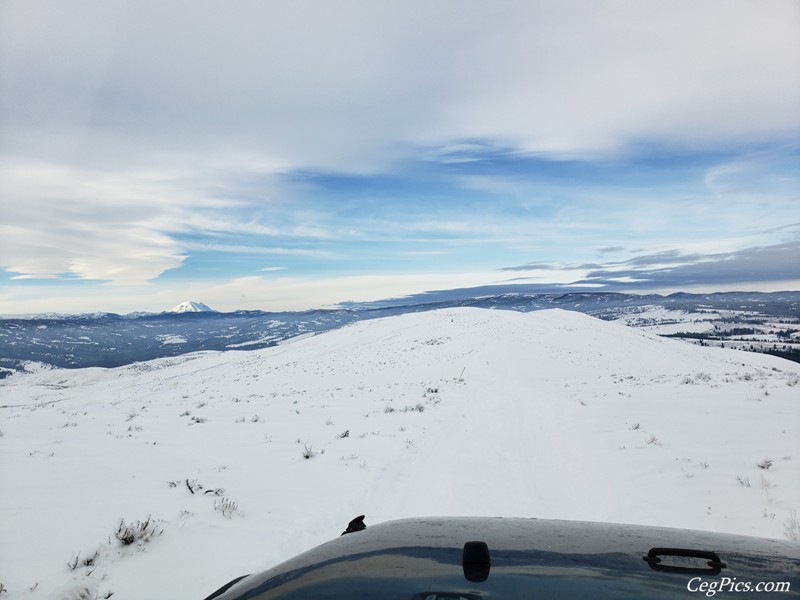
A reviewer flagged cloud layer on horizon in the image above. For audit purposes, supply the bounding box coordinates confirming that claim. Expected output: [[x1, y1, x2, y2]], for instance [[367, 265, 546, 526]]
[[500, 241, 800, 290]]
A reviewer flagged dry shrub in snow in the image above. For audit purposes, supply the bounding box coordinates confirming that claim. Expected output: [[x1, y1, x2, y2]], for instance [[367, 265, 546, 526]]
[[785, 510, 800, 541], [214, 497, 239, 518], [114, 516, 162, 546], [54, 583, 113, 600], [67, 550, 99, 571], [757, 458, 774, 470], [299, 440, 317, 459]]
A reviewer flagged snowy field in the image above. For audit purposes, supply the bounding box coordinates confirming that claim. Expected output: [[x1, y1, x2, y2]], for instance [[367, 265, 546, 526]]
[[1, 308, 798, 599], [611, 306, 717, 334]]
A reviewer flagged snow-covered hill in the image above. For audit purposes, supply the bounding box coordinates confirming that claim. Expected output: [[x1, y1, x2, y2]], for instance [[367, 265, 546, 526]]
[[0, 308, 798, 599]]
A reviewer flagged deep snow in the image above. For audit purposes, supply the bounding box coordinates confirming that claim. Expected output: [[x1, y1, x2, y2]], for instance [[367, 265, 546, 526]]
[[0, 308, 798, 599]]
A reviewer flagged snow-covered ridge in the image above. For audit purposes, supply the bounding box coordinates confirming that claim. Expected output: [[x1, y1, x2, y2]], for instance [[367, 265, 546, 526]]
[[0, 308, 797, 599]]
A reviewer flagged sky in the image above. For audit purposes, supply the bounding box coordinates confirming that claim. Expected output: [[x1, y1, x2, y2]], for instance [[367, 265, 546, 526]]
[[1, 0, 799, 314]]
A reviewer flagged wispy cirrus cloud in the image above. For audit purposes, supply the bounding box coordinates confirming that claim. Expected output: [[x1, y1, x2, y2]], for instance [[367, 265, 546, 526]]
[[596, 246, 627, 255], [179, 243, 332, 258]]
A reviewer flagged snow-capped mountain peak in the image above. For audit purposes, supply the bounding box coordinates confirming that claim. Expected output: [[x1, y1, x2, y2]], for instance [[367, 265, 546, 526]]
[[170, 300, 215, 313]]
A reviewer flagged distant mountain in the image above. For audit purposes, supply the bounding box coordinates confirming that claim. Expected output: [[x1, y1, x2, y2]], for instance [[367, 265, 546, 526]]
[[171, 301, 215, 313], [0, 291, 797, 375]]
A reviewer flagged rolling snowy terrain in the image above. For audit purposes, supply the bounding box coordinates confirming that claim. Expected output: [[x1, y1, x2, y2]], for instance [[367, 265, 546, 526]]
[[2, 291, 798, 376], [1, 308, 798, 599]]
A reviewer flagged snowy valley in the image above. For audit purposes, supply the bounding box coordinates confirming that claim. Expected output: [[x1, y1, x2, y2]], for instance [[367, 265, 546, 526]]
[[0, 307, 798, 599]]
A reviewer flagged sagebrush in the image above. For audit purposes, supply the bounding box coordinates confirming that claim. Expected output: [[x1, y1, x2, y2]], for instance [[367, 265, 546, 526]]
[[114, 516, 162, 546]]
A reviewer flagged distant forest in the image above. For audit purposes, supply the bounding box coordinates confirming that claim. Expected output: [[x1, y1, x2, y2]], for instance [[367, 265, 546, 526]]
[[661, 332, 800, 364]]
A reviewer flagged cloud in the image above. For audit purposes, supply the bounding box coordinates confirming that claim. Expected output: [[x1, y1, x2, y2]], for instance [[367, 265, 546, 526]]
[[498, 262, 560, 273], [0, 158, 339, 284], [703, 149, 800, 210], [3, 0, 798, 175], [583, 243, 800, 288], [181, 243, 332, 257], [596, 246, 626, 255], [762, 222, 800, 235], [500, 242, 800, 290], [0, 162, 192, 283]]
